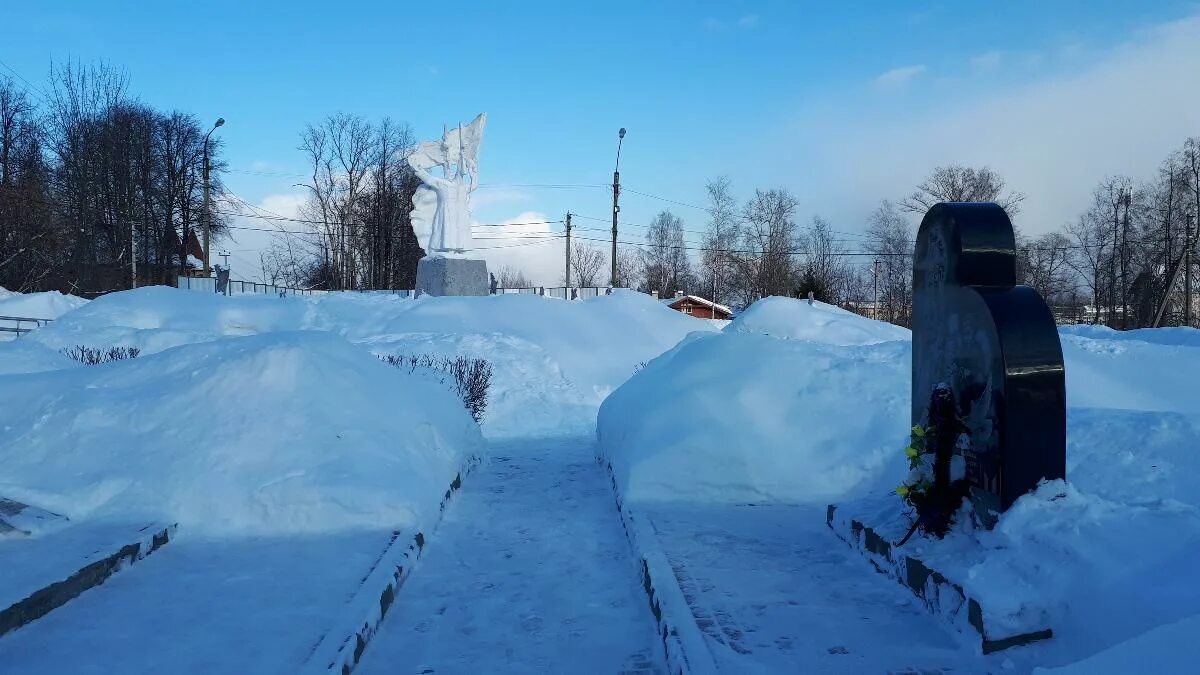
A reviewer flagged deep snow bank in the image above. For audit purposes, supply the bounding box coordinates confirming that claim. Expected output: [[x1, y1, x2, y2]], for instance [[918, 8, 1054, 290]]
[[0, 286, 88, 322], [30, 287, 712, 437], [0, 340, 76, 375], [598, 331, 910, 504], [728, 295, 910, 345], [599, 296, 1200, 667], [0, 331, 483, 535]]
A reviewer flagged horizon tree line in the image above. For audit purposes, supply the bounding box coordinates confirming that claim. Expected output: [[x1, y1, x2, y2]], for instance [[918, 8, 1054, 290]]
[[0, 63, 230, 296]]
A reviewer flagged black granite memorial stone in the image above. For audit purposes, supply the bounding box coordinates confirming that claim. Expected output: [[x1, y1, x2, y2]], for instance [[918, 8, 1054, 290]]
[[912, 202, 1066, 521]]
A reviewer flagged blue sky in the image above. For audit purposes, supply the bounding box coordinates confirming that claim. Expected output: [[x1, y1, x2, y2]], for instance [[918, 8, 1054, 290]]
[[3, 1, 1199, 283]]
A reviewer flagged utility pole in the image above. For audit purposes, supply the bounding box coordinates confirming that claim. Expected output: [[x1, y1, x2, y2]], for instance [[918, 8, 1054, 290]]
[[873, 258, 881, 321], [202, 117, 225, 277], [565, 212, 573, 287], [612, 128, 626, 287], [1120, 187, 1132, 329], [1187, 212, 1195, 327], [131, 220, 137, 289]]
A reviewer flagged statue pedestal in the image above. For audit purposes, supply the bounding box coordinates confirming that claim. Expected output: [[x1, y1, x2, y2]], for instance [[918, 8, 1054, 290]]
[[416, 256, 489, 297]]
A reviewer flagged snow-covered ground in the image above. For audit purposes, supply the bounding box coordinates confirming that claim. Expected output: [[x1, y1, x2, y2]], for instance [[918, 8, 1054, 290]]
[[3, 285, 1197, 672], [355, 437, 665, 674], [0, 330, 482, 535], [23, 286, 711, 438], [0, 287, 88, 343], [0, 286, 88, 322], [599, 296, 1200, 671], [0, 285, 704, 673]]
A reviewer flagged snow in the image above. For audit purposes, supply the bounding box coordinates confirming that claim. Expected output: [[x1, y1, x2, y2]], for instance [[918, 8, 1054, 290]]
[[1035, 613, 1200, 674], [0, 286, 88, 321], [27, 286, 712, 438], [727, 295, 911, 345], [5, 281, 1198, 671], [0, 330, 482, 535], [599, 331, 910, 505], [354, 438, 664, 674], [0, 339, 76, 375], [598, 295, 1200, 669]]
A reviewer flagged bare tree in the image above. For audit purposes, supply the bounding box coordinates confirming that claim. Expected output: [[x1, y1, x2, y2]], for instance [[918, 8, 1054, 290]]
[[732, 188, 800, 305], [901, 165, 1025, 215], [495, 265, 531, 288], [569, 242, 605, 286], [700, 176, 739, 305], [640, 210, 694, 297], [796, 216, 852, 303], [0, 76, 53, 291], [614, 245, 643, 291], [299, 113, 375, 290], [1021, 232, 1074, 302], [865, 199, 913, 325]]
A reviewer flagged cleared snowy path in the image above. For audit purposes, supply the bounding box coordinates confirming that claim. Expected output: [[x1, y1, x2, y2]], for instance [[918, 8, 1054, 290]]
[[355, 437, 664, 675], [645, 503, 977, 673], [0, 530, 400, 673]]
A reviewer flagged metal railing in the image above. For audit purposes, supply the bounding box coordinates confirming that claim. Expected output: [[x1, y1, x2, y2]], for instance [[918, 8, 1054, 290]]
[[492, 286, 613, 299], [176, 276, 326, 297], [0, 315, 52, 336]]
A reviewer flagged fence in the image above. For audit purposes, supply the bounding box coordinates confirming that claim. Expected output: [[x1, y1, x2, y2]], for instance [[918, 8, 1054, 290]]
[[175, 276, 326, 296], [0, 315, 52, 337], [175, 276, 611, 301], [493, 286, 612, 300]]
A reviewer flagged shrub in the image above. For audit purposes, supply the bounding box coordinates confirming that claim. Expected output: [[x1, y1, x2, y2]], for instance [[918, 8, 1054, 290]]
[[380, 354, 492, 424], [61, 345, 141, 365]]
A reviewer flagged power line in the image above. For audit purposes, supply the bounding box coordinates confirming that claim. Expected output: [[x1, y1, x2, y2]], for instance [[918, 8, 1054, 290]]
[[0, 57, 53, 103], [215, 206, 561, 231]]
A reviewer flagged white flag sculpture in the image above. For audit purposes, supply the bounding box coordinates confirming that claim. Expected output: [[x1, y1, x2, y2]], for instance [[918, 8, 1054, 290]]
[[408, 113, 487, 257]]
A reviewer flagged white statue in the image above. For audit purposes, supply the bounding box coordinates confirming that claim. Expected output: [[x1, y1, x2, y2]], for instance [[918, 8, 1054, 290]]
[[408, 113, 486, 258]]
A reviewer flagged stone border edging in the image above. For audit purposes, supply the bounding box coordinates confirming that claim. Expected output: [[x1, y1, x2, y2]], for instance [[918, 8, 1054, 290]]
[[826, 504, 1052, 654], [0, 522, 177, 638], [301, 455, 481, 675], [597, 457, 719, 675]]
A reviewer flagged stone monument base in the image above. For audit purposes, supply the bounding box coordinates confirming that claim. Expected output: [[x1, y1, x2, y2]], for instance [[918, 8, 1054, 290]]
[[826, 503, 1052, 654], [416, 256, 489, 297]]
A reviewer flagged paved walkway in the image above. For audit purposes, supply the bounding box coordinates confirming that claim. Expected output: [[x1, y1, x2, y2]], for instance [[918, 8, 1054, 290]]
[[644, 503, 979, 674], [356, 437, 664, 675]]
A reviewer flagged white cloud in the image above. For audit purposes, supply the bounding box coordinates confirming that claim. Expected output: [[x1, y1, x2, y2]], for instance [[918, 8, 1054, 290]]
[[704, 14, 759, 31], [787, 14, 1200, 239], [970, 50, 1002, 71], [737, 14, 759, 29], [218, 191, 308, 283], [471, 211, 565, 285], [873, 64, 927, 89], [470, 186, 533, 210]]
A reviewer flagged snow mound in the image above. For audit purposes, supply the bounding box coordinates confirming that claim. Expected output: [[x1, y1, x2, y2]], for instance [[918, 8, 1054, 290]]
[[0, 340, 77, 375], [1036, 612, 1200, 674], [728, 296, 910, 345], [30, 287, 711, 438], [0, 287, 88, 322], [1062, 332, 1200, 416], [601, 293, 1200, 666], [1059, 323, 1200, 348], [29, 286, 311, 354], [598, 331, 910, 504], [0, 331, 483, 535]]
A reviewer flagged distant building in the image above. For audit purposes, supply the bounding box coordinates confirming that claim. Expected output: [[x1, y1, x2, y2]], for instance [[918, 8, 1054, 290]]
[[663, 292, 733, 320]]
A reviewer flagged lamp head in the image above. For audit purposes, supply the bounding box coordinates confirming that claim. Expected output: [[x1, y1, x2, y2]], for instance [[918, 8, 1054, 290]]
[[618, 128, 626, 139], [214, 118, 225, 128]]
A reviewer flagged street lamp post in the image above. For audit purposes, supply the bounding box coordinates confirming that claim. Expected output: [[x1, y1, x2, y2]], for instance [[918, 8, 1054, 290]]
[[202, 117, 225, 276], [873, 258, 881, 321], [611, 127, 626, 287]]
